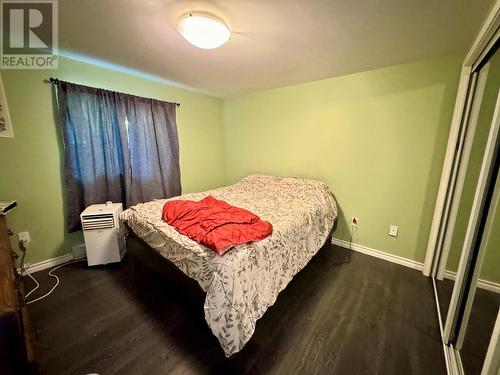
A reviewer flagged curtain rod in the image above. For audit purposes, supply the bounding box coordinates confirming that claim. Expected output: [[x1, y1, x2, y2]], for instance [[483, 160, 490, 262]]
[[47, 77, 181, 107]]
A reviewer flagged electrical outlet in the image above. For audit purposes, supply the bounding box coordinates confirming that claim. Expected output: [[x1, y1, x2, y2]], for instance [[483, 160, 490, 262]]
[[18, 231, 31, 244], [389, 225, 398, 237], [351, 217, 359, 226]]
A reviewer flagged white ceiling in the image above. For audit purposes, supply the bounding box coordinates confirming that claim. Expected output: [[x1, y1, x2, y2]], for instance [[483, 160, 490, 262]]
[[59, 0, 494, 97]]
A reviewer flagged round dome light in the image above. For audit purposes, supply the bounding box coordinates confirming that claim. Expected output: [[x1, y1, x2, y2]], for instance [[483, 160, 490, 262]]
[[177, 12, 231, 49]]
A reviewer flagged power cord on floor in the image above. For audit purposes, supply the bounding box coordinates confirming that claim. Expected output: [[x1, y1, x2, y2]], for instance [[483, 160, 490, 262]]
[[24, 266, 40, 299], [347, 224, 357, 263], [24, 260, 84, 305], [331, 222, 355, 265], [19, 239, 85, 305], [18, 238, 41, 298]]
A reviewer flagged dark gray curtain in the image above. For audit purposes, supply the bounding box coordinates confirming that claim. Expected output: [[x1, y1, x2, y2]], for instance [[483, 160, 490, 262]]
[[122, 95, 181, 207], [56, 81, 181, 232]]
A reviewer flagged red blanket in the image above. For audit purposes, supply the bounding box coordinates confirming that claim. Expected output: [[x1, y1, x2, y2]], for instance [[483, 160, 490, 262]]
[[162, 195, 273, 255]]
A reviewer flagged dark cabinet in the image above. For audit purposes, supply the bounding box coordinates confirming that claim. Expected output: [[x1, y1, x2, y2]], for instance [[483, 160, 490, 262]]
[[0, 215, 38, 374]]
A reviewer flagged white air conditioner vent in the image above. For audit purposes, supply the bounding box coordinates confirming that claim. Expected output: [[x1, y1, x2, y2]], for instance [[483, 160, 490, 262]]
[[80, 202, 126, 266], [81, 213, 114, 230]]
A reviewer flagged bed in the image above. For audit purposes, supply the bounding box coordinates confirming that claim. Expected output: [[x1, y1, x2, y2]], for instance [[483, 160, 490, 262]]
[[119, 174, 337, 356]]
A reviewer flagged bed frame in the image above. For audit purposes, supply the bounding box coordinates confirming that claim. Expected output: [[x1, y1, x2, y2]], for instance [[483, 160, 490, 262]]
[[126, 230, 205, 305], [125, 222, 336, 308]]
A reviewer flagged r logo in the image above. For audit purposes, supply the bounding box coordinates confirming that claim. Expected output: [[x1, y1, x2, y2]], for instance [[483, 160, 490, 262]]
[[1, 1, 57, 68], [2, 2, 53, 53]]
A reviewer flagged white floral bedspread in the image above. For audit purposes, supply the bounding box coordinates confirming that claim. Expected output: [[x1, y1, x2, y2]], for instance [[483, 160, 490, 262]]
[[119, 175, 337, 356]]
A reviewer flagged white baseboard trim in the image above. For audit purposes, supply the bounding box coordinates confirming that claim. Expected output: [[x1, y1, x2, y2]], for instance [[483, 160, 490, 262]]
[[19, 253, 74, 275], [443, 270, 500, 294], [331, 237, 424, 271], [332, 238, 499, 293], [20, 241, 500, 294]]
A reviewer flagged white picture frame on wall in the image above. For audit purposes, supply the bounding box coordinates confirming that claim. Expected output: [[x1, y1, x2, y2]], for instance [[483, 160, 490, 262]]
[[0, 73, 13, 138]]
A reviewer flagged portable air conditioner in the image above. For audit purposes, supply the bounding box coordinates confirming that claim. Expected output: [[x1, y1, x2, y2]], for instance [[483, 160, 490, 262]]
[[80, 202, 126, 266]]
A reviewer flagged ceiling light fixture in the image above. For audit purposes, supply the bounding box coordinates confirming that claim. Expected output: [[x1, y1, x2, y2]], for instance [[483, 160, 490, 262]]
[[177, 12, 231, 49]]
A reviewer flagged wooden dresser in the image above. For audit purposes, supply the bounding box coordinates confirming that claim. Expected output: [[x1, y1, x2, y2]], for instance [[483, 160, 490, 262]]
[[0, 214, 38, 374]]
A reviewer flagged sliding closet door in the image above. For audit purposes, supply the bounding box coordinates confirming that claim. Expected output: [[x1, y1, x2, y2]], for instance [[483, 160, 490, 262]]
[[460, 167, 500, 375], [444, 45, 499, 334], [434, 63, 492, 321], [437, 43, 500, 375], [424, 5, 500, 373]]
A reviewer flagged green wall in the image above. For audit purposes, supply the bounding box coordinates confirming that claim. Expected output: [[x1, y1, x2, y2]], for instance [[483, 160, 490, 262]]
[[223, 55, 463, 263], [3, 52, 494, 279], [0, 56, 225, 264], [445, 49, 500, 283]]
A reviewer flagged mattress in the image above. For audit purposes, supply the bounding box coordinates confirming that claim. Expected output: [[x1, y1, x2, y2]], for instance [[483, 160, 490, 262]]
[[119, 174, 337, 356]]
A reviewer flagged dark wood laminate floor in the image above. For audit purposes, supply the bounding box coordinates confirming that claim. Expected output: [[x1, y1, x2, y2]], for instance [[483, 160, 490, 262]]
[[462, 288, 500, 375], [436, 278, 454, 320], [24, 245, 446, 375], [436, 278, 500, 375]]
